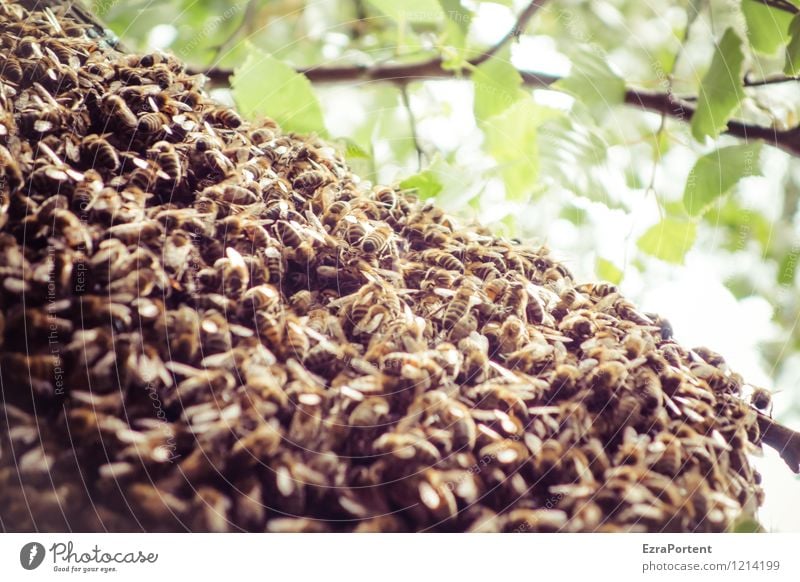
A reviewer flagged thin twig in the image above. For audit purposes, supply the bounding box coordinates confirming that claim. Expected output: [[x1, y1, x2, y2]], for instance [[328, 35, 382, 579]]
[[470, 1, 547, 67], [754, 0, 800, 15], [399, 84, 425, 171], [744, 74, 800, 87]]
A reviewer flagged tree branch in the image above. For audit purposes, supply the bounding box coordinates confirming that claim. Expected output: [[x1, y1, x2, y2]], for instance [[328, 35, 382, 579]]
[[756, 410, 800, 473], [471, 0, 547, 67], [203, 58, 800, 157], [199, 0, 548, 85], [621, 87, 800, 156], [755, 0, 799, 15], [744, 74, 800, 87]]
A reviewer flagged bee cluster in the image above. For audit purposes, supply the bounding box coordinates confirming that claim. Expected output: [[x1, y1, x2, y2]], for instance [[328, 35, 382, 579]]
[[0, 1, 766, 532]]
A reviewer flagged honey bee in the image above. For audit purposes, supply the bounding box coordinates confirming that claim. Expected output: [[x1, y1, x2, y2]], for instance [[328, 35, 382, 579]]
[[613, 394, 642, 428], [127, 166, 157, 191], [498, 316, 528, 354], [238, 286, 280, 320], [150, 65, 175, 89], [291, 241, 314, 265], [249, 127, 276, 145], [615, 299, 653, 326], [647, 432, 683, 477], [750, 387, 772, 414], [255, 313, 284, 348], [634, 368, 662, 412], [441, 286, 473, 331], [191, 132, 219, 153], [288, 289, 313, 315], [261, 246, 284, 283], [421, 249, 464, 272], [274, 220, 303, 248], [116, 65, 146, 85], [81, 134, 119, 170], [0, 145, 24, 193], [204, 149, 236, 176], [214, 247, 249, 300], [481, 277, 508, 303], [373, 430, 441, 466], [292, 170, 326, 195], [205, 184, 259, 206], [192, 486, 233, 533], [101, 94, 138, 128], [1, 352, 61, 397], [376, 186, 405, 212], [44, 39, 79, 67], [343, 219, 367, 246], [579, 282, 618, 298], [263, 199, 291, 221], [148, 140, 182, 181], [50, 208, 92, 251], [205, 107, 242, 129], [107, 219, 162, 246], [136, 111, 166, 134], [359, 225, 394, 255], [321, 199, 350, 229], [500, 280, 527, 318], [16, 36, 43, 59], [0, 54, 23, 84], [458, 334, 489, 383], [422, 226, 452, 248], [239, 222, 272, 249], [559, 312, 595, 340], [587, 360, 628, 395]]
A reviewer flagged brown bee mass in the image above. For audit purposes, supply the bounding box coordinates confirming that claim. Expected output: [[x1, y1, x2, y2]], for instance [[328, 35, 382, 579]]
[[0, 1, 793, 533]]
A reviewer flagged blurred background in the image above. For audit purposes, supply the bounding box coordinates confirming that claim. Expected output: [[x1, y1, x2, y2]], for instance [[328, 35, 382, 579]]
[[89, 0, 800, 529]]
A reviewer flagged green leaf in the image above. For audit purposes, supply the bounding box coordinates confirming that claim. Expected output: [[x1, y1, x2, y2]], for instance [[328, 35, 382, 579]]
[[742, 1, 793, 55], [709, 198, 772, 250], [784, 14, 800, 75], [637, 218, 697, 264], [483, 98, 560, 201], [691, 28, 745, 141], [596, 258, 623, 285], [472, 49, 526, 122], [232, 47, 326, 136], [730, 516, 766, 533], [366, 0, 444, 24], [554, 48, 625, 116], [683, 144, 762, 216], [439, 0, 470, 35], [400, 170, 444, 199], [439, 0, 472, 68]]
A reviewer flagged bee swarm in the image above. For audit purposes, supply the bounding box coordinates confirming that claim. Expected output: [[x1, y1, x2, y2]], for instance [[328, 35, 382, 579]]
[[0, 1, 774, 532]]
